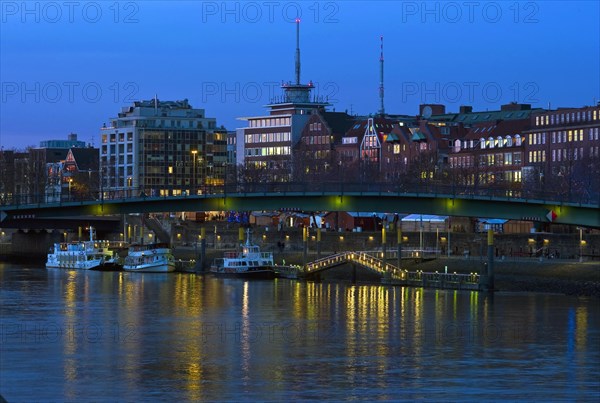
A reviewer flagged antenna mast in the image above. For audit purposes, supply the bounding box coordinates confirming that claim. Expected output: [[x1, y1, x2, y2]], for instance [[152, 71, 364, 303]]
[[295, 18, 301, 85], [379, 35, 385, 116]]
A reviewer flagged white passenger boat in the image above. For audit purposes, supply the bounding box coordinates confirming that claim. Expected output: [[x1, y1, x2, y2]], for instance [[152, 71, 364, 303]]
[[46, 227, 117, 270], [210, 230, 275, 279], [123, 243, 176, 273]]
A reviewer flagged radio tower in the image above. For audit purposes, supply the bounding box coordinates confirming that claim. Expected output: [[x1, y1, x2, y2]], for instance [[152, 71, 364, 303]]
[[295, 18, 301, 85], [379, 35, 385, 116]]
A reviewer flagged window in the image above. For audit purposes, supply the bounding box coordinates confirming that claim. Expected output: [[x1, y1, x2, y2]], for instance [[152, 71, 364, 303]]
[[513, 152, 522, 165]]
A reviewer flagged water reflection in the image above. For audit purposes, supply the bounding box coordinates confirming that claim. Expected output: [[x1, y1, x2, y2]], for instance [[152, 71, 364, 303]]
[[0, 264, 598, 401]]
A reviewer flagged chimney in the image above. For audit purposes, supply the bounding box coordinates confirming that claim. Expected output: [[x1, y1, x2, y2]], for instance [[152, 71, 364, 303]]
[[501, 102, 531, 111], [68, 133, 77, 141], [419, 104, 446, 116], [459, 105, 473, 114]]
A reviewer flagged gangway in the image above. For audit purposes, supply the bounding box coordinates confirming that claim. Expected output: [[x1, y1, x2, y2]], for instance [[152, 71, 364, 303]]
[[304, 251, 406, 280], [303, 252, 482, 290]]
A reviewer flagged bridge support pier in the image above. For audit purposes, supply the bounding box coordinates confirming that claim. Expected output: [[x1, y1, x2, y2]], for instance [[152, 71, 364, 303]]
[[382, 226, 387, 267], [198, 227, 206, 272], [487, 229, 495, 290], [316, 228, 321, 260], [397, 226, 402, 269], [302, 227, 308, 267]]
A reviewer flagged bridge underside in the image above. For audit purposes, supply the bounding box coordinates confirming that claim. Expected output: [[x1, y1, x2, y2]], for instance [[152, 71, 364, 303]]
[[2, 192, 598, 228], [0, 216, 121, 231]]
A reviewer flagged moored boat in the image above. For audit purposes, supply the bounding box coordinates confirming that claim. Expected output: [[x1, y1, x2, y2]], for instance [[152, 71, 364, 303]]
[[46, 227, 117, 270], [210, 230, 275, 279], [123, 243, 176, 273]]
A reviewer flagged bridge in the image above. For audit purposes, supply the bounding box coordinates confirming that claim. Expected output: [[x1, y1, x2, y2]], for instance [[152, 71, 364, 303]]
[[1, 183, 598, 228]]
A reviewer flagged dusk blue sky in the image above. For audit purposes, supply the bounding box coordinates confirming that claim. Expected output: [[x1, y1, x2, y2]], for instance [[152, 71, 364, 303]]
[[1, 1, 599, 149]]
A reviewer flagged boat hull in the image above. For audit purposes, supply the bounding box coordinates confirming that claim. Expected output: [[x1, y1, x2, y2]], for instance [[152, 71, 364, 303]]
[[123, 262, 176, 273], [209, 268, 275, 279], [46, 256, 104, 270]]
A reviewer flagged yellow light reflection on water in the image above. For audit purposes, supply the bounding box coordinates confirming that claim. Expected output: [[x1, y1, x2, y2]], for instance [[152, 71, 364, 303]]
[[241, 281, 251, 380], [576, 306, 588, 351]]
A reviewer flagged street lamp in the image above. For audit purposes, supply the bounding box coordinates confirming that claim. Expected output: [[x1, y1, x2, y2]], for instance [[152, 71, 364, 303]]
[[191, 150, 197, 194], [68, 178, 73, 200]]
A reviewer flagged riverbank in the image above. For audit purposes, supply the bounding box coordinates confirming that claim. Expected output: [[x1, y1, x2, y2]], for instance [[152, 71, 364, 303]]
[[3, 245, 598, 297], [404, 257, 600, 297], [174, 248, 600, 297]]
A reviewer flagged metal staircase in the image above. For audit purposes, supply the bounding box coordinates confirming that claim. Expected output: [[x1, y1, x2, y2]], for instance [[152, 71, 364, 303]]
[[144, 214, 171, 244]]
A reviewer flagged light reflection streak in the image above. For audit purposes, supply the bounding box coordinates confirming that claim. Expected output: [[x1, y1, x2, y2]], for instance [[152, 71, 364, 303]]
[[63, 270, 78, 399], [241, 281, 251, 384], [575, 306, 588, 351]]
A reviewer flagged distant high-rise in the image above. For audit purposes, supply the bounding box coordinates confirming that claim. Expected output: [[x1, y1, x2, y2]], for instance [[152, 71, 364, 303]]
[[100, 99, 226, 197], [39, 133, 86, 149]]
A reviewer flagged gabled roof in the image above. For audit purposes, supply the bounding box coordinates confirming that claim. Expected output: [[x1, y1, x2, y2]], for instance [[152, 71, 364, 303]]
[[69, 148, 99, 171], [37, 148, 69, 163], [464, 119, 530, 140], [321, 111, 356, 136], [385, 133, 400, 141], [430, 108, 544, 124], [385, 125, 414, 143], [343, 117, 397, 143], [411, 131, 426, 141]]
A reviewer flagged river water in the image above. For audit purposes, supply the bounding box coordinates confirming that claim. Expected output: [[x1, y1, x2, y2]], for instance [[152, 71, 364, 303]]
[[1, 263, 599, 401]]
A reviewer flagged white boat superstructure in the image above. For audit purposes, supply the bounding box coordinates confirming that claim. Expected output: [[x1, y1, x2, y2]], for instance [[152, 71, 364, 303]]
[[46, 227, 116, 270], [123, 243, 176, 273], [211, 230, 275, 278]]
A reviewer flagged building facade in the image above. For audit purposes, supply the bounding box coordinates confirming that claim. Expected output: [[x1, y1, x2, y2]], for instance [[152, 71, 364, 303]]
[[100, 99, 226, 197], [525, 104, 600, 202]]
